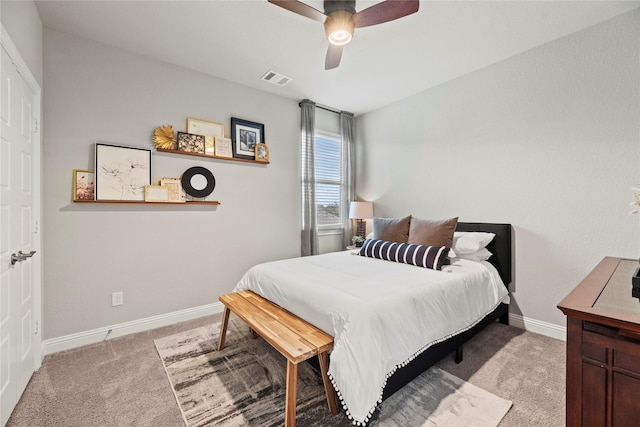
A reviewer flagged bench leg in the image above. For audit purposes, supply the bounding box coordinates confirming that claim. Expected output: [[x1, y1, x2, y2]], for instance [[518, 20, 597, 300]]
[[318, 351, 339, 415], [285, 361, 298, 427], [218, 306, 230, 351]]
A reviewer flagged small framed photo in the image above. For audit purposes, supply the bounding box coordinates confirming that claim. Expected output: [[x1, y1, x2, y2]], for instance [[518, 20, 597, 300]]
[[160, 177, 185, 202], [187, 118, 224, 156], [73, 169, 95, 201], [144, 185, 170, 202], [255, 143, 269, 163], [231, 117, 264, 160], [214, 136, 232, 158], [177, 132, 205, 154], [95, 143, 151, 201]]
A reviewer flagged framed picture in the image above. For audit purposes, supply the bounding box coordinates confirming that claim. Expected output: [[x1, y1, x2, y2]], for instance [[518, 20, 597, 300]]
[[73, 169, 95, 201], [214, 136, 232, 158], [95, 143, 151, 201], [160, 177, 185, 202], [177, 132, 205, 154], [231, 117, 264, 160], [187, 118, 224, 156], [144, 185, 170, 202], [255, 143, 269, 163]]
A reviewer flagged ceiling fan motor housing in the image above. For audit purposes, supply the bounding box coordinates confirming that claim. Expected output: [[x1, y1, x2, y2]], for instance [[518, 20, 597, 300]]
[[323, 0, 356, 15], [324, 0, 356, 45]]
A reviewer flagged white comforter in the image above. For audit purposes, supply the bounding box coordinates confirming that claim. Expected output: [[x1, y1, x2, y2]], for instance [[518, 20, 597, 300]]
[[233, 251, 509, 425]]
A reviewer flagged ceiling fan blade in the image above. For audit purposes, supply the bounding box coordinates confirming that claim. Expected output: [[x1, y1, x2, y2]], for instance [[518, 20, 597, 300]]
[[268, 0, 326, 22], [325, 44, 343, 70], [353, 0, 419, 28]]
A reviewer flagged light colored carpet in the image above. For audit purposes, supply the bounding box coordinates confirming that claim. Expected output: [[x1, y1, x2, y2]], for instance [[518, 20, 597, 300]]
[[6, 313, 565, 427], [155, 318, 512, 427]]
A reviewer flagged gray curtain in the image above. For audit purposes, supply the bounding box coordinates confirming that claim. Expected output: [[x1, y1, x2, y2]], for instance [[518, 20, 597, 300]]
[[300, 99, 318, 256], [340, 111, 355, 248]]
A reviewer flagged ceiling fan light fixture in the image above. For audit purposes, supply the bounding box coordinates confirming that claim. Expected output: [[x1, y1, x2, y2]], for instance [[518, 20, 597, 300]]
[[324, 10, 355, 46], [268, 0, 418, 70]]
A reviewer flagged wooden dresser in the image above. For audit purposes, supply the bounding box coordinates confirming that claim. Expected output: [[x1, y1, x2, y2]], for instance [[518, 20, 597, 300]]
[[558, 257, 640, 427]]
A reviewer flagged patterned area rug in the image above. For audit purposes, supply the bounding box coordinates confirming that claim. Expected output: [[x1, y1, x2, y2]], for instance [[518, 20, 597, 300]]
[[155, 318, 512, 427]]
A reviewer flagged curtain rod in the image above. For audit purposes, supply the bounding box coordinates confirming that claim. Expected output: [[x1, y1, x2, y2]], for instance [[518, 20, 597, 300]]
[[298, 100, 351, 116]]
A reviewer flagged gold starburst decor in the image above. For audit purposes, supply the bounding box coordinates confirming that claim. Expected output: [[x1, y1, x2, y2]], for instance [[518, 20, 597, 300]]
[[153, 125, 176, 150]]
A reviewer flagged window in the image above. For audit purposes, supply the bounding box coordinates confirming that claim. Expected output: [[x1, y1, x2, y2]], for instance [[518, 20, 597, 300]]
[[301, 102, 354, 255], [314, 131, 343, 230]]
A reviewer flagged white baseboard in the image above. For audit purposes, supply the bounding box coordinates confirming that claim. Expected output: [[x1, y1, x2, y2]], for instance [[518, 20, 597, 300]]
[[42, 302, 225, 355], [509, 313, 566, 341], [42, 304, 566, 355]]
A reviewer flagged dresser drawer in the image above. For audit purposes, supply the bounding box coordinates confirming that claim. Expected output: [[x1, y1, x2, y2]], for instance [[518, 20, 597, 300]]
[[583, 328, 640, 377]]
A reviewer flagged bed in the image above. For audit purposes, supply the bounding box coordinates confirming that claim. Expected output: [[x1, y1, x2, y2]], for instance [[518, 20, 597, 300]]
[[233, 221, 512, 425]]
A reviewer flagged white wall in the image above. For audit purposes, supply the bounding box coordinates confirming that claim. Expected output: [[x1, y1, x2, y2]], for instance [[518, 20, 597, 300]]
[[355, 10, 640, 329], [43, 29, 301, 339]]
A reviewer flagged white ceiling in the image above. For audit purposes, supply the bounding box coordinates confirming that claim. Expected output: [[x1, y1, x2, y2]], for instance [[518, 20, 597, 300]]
[[34, 0, 639, 115]]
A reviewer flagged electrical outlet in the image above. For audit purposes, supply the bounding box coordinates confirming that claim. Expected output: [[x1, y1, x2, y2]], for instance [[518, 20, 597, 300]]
[[111, 291, 123, 307]]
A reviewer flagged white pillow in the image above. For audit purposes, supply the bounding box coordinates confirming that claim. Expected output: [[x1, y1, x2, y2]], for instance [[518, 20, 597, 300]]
[[456, 248, 492, 262], [452, 232, 495, 254]]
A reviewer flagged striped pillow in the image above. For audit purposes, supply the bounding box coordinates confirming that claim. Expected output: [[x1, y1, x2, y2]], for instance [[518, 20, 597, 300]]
[[358, 239, 450, 271]]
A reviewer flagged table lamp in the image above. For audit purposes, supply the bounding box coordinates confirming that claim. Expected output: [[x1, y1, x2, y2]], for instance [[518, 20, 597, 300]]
[[349, 201, 373, 240]]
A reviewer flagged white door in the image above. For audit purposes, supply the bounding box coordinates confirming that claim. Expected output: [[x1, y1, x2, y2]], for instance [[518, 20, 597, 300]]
[[0, 44, 37, 426]]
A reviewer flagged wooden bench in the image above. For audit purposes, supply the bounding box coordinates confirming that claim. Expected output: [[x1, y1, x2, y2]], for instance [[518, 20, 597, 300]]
[[218, 290, 339, 427]]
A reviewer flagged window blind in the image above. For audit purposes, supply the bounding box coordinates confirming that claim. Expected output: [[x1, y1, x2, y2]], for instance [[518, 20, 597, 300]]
[[314, 133, 342, 227]]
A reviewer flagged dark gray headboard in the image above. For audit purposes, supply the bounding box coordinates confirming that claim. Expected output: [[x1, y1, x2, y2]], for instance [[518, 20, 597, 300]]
[[456, 222, 512, 288]]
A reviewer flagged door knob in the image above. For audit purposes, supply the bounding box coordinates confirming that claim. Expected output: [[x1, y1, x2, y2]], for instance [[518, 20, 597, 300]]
[[11, 253, 27, 265], [11, 250, 35, 265]]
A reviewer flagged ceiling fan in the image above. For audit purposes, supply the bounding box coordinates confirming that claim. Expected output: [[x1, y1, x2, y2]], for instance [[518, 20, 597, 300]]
[[268, 0, 419, 70]]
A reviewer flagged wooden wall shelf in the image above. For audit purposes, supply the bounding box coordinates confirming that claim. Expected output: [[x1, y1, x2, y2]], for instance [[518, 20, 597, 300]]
[[156, 148, 269, 164], [74, 200, 220, 205]]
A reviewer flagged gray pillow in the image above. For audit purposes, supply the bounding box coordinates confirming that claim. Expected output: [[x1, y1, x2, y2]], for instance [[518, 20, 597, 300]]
[[372, 215, 412, 243], [408, 216, 458, 248]]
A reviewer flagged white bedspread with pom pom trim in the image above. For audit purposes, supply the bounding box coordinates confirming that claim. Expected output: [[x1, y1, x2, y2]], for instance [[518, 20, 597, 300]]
[[234, 251, 509, 425]]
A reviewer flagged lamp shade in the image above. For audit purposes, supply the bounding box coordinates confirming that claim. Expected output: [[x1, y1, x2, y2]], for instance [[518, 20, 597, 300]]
[[349, 201, 373, 219]]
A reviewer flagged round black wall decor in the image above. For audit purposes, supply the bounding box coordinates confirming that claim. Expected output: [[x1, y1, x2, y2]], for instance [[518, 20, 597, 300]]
[[181, 166, 215, 198]]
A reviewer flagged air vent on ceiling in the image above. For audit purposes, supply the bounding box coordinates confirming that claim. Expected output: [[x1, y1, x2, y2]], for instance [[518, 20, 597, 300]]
[[260, 70, 292, 87]]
